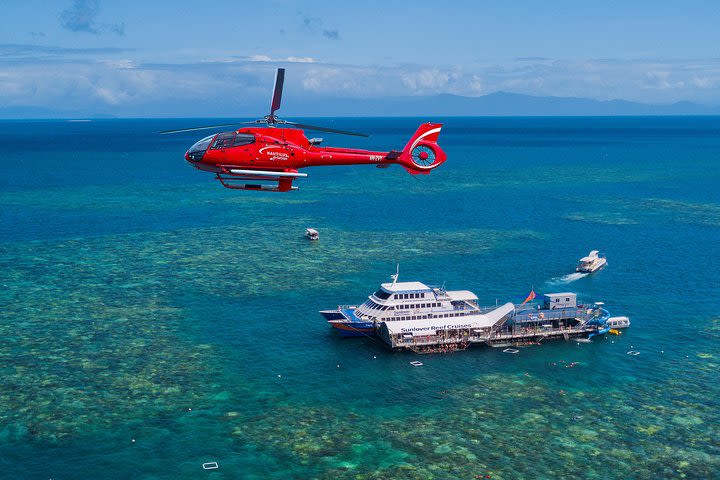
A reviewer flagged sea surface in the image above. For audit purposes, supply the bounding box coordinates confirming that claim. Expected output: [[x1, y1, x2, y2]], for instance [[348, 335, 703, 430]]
[[1, 117, 719, 479]]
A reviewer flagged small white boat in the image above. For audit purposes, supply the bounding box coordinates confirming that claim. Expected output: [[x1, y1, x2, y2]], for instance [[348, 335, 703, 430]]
[[305, 228, 319, 241], [576, 250, 607, 273]]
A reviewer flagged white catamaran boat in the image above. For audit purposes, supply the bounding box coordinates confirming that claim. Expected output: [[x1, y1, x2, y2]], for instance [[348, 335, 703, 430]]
[[320, 268, 626, 353], [305, 228, 319, 241], [320, 268, 513, 337], [576, 250, 607, 273]]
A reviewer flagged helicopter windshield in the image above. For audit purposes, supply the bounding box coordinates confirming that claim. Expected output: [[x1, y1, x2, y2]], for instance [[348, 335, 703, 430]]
[[186, 135, 214, 162]]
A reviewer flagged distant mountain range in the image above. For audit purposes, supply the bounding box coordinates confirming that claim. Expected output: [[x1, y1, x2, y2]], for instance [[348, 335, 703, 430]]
[[2, 91, 719, 118]]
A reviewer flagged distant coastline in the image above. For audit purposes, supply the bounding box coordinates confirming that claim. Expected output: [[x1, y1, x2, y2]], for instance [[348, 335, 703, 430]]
[[2, 91, 720, 119]]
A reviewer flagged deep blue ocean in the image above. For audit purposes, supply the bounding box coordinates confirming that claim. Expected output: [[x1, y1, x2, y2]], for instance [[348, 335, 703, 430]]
[[1, 117, 719, 479]]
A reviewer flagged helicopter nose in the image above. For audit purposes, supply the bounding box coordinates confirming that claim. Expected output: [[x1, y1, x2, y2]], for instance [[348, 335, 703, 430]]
[[185, 135, 214, 163], [185, 149, 203, 163]]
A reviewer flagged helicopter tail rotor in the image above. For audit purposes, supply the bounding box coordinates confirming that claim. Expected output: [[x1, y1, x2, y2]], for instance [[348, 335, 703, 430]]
[[395, 123, 446, 174]]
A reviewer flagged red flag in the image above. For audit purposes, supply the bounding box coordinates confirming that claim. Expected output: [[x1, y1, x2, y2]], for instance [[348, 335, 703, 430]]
[[521, 289, 536, 305]]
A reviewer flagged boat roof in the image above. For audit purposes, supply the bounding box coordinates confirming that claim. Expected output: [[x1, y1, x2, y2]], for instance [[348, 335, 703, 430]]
[[380, 281, 431, 292], [383, 302, 514, 335], [446, 290, 478, 302], [306, 228, 318, 234]]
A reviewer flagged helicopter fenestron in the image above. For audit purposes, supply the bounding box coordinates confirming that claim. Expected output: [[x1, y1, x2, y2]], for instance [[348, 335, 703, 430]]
[[160, 68, 447, 192]]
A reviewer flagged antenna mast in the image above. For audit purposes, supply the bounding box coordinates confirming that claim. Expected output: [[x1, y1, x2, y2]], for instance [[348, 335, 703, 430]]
[[390, 264, 399, 286]]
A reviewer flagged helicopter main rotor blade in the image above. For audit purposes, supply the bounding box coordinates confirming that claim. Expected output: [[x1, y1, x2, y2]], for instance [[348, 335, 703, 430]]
[[270, 68, 285, 116], [286, 121, 369, 138], [158, 121, 260, 135]]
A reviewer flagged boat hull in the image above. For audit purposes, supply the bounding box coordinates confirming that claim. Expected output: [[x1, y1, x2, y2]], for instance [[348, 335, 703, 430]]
[[576, 259, 607, 273], [321, 307, 374, 337], [328, 320, 375, 337]]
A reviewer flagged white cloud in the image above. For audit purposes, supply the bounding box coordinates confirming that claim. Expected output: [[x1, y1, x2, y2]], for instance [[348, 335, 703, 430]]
[[246, 55, 315, 63], [3, 51, 720, 116], [286, 57, 314, 63], [402, 68, 450, 91]]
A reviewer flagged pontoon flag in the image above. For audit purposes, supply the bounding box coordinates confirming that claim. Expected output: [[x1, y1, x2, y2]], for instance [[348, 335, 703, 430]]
[[521, 289, 536, 305]]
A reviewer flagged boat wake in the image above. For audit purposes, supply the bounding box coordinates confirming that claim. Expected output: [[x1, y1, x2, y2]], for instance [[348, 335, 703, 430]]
[[547, 272, 588, 285]]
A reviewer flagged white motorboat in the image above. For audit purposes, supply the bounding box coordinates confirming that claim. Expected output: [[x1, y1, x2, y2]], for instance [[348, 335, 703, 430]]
[[305, 228, 319, 241], [576, 250, 607, 273]]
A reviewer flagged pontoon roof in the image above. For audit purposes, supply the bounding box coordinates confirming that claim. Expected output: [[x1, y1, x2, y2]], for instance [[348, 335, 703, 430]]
[[382, 302, 514, 335]]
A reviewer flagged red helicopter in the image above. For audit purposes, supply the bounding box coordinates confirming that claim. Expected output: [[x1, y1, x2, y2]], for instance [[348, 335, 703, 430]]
[[160, 68, 446, 192]]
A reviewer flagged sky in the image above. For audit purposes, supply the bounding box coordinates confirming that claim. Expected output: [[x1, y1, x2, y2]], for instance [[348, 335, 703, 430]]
[[2, 0, 720, 117]]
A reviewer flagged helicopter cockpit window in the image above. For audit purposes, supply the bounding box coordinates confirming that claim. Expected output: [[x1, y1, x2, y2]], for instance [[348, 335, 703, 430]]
[[232, 134, 255, 147], [210, 132, 235, 149]]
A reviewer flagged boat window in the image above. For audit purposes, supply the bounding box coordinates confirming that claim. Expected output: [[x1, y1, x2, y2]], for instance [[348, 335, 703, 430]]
[[374, 290, 391, 300], [232, 133, 255, 147]]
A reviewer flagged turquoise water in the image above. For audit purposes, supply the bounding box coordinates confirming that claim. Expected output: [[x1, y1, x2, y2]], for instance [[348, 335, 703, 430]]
[[1, 117, 719, 479]]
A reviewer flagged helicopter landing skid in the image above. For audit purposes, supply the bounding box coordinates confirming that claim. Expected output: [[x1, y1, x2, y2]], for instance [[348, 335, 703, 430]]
[[215, 174, 298, 192]]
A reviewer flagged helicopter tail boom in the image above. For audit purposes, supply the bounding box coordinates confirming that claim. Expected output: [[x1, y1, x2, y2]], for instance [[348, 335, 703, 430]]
[[394, 123, 446, 175]]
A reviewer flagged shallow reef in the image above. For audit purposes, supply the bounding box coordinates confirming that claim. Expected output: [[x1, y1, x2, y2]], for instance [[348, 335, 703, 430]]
[[224, 370, 719, 479]]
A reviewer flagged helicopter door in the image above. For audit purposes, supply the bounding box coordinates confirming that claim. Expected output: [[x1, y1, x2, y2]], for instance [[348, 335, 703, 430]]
[[230, 133, 256, 162], [209, 132, 236, 163]]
